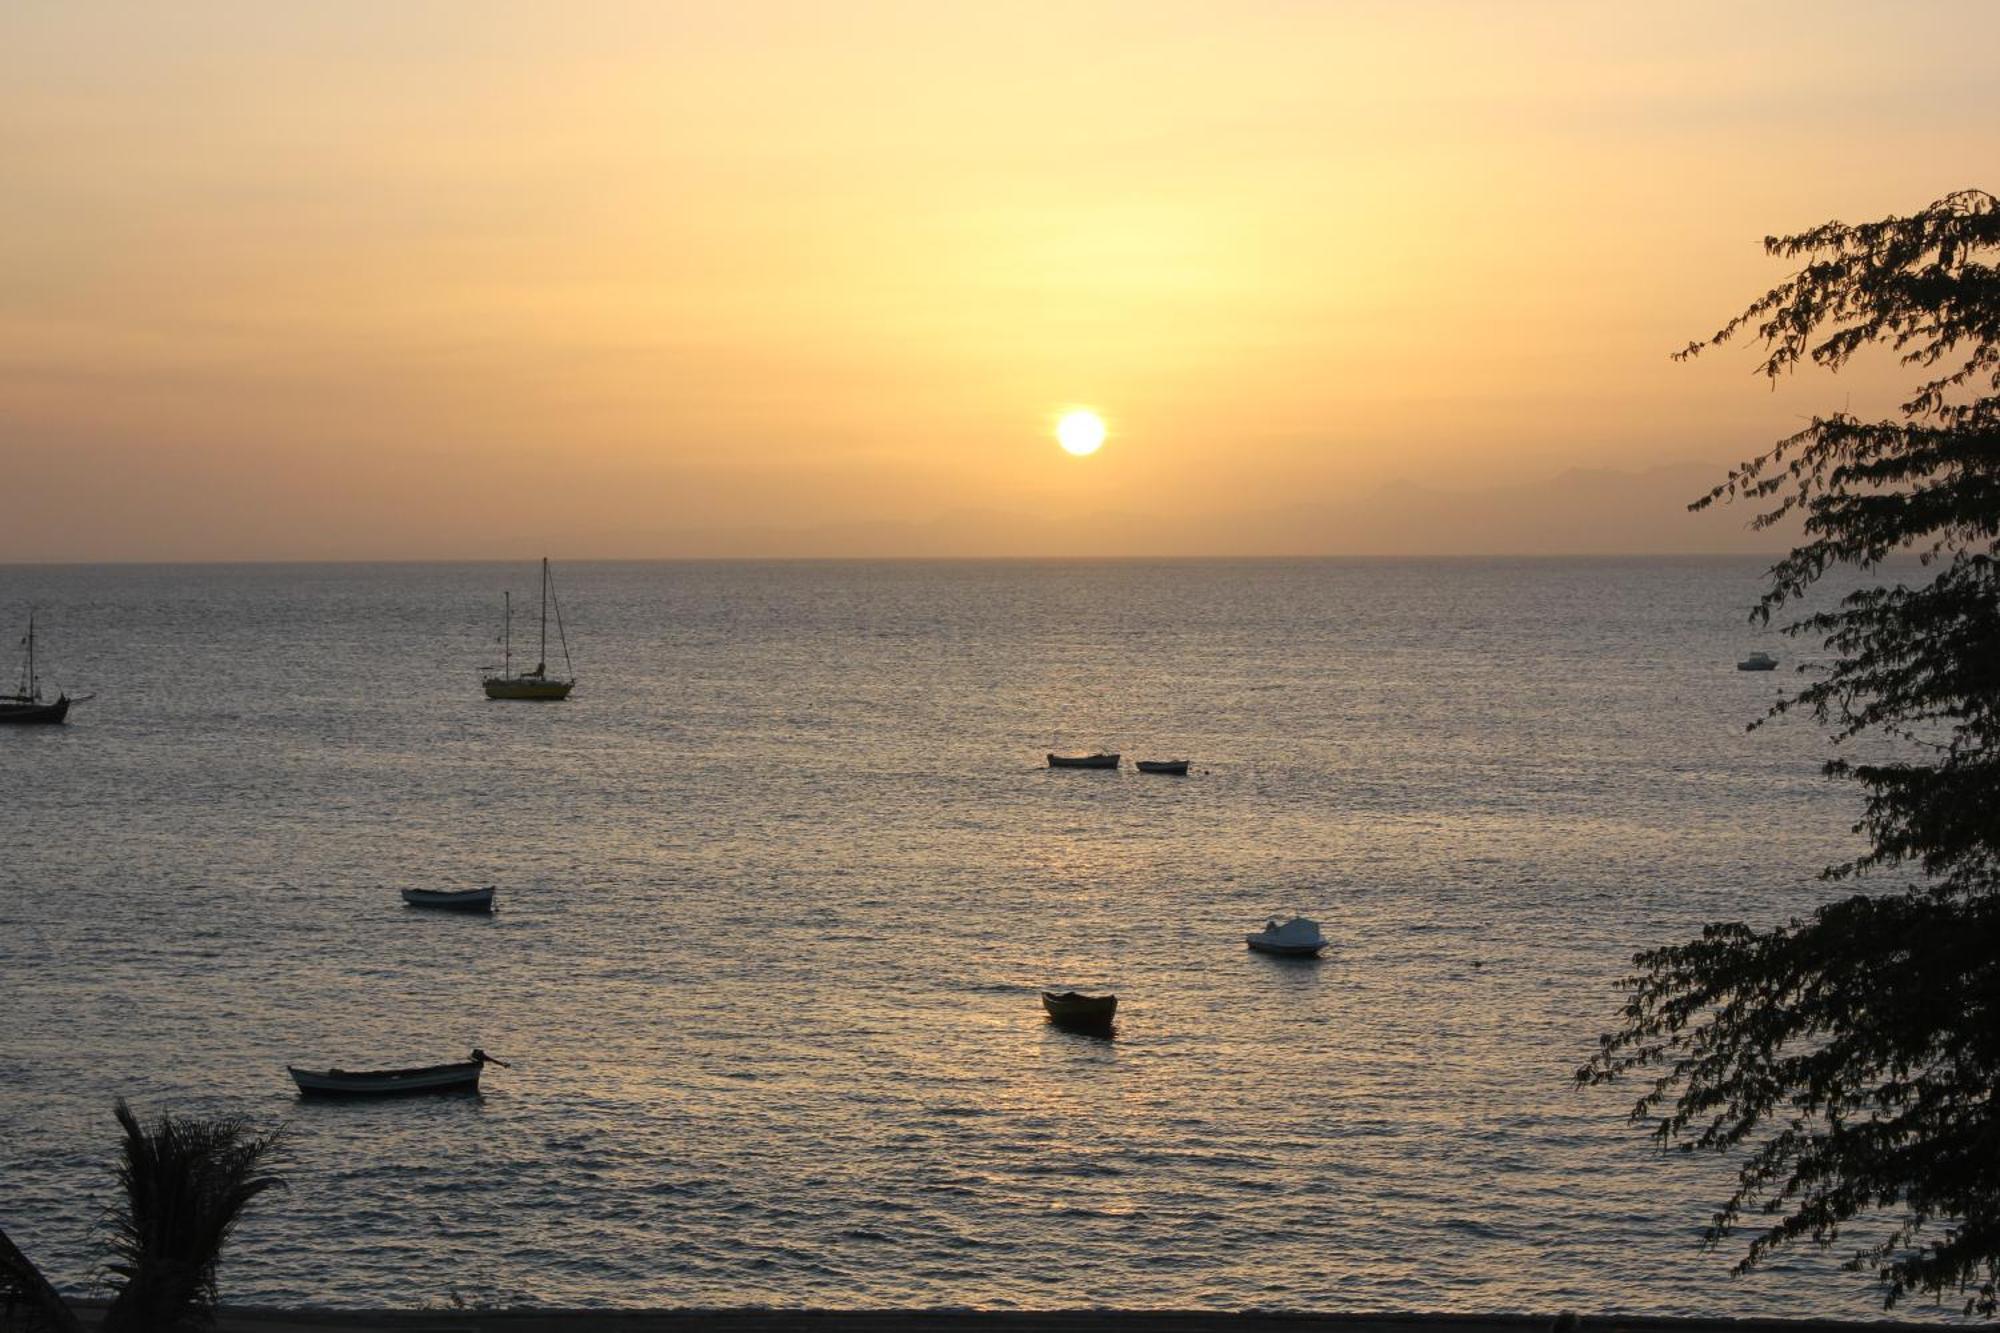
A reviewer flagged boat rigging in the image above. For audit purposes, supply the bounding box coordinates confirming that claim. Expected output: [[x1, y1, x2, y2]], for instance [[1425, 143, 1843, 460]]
[[483, 558, 576, 701], [0, 609, 72, 725]]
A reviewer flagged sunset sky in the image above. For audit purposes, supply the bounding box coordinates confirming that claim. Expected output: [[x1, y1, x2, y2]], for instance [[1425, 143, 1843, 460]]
[[3, 2, 1996, 560]]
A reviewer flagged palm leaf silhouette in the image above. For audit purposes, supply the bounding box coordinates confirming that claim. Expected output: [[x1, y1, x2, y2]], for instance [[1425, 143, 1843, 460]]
[[99, 1101, 285, 1332]]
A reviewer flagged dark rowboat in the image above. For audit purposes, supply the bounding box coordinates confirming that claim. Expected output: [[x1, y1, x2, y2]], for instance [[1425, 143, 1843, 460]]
[[1048, 752, 1119, 769], [1042, 991, 1118, 1030], [289, 1049, 508, 1098], [401, 885, 496, 912], [1136, 759, 1189, 775]]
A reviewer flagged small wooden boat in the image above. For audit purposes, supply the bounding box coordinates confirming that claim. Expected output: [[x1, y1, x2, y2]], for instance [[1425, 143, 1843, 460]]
[[401, 885, 497, 912], [0, 610, 71, 725], [1041, 991, 1118, 1028], [1246, 914, 1328, 958], [1136, 759, 1189, 775], [1048, 752, 1119, 769], [288, 1049, 508, 1098], [1737, 651, 1778, 671]]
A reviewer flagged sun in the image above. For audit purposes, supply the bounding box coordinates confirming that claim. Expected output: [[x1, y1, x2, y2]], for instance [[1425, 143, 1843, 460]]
[[1056, 409, 1106, 457]]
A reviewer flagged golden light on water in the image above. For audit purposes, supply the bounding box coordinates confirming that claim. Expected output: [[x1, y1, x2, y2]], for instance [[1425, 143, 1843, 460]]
[[1056, 410, 1107, 457]]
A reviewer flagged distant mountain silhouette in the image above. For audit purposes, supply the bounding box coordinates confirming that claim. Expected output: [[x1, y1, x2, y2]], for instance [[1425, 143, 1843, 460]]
[[1240, 463, 1795, 557], [606, 461, 1795, 559]]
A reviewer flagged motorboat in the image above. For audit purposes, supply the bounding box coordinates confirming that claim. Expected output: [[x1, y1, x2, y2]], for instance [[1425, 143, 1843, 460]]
[[1048, 753, 1119, 769], [1737, 652, 1778, 671], [1136, 759, 1189, 775], [400, 885, 496, 912], [288, 1049, 509, 1098], [1041, 991, 1118, 1028], [1246, 915, 1327, 958]]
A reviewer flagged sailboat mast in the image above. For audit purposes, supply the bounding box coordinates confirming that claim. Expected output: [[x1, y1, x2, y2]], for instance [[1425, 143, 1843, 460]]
[[502, 591, 512, 678], [25, 609, 35, 700], [539, 557, 549, 673], [548, 566, 573, 680]]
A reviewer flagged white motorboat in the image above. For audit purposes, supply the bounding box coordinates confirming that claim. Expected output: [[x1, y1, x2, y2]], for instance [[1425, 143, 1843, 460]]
[[1246, 914, 1327, 957]]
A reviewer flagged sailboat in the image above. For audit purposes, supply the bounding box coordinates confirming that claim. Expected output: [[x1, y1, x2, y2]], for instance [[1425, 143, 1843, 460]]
[[482, 558, 576, 701], [1, 610, 71, 724]]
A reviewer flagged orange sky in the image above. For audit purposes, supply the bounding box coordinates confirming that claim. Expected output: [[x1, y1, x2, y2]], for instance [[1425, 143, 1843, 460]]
[[2, 2, 1995, 560]]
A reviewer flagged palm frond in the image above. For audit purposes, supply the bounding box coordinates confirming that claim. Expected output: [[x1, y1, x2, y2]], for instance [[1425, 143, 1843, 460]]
[[99, 1101, 286, 1333]]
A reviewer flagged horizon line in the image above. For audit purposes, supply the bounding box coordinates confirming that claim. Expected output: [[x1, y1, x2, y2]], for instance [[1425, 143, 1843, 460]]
[[0, 550, 1795, 569]]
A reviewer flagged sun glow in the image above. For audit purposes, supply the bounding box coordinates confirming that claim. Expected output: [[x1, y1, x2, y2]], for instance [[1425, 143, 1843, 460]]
[[1056, 410, 1107, 457]]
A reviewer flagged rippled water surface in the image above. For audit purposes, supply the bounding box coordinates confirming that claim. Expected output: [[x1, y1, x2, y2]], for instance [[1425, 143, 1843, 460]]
[[0, 559, 1929, 1316]]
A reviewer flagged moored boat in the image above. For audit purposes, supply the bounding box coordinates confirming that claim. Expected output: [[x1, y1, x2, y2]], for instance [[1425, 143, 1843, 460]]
[[1246, 914, 1327, 957], [288, 1049, 509, 1098], [1041, 991, 1118, 1028], [1737, 651, 1778, 671], [0, 610, 71, 725], [401, 885, 496, 912], [1048, 752, 1119, 769], [483, 558, 576, 700], [1136, 759, 1189, 775], [0, 694, 67, 725]]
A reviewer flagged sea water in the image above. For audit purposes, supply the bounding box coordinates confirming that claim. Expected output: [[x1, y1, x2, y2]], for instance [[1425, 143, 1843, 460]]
[[0, 558, 1936, 1316]]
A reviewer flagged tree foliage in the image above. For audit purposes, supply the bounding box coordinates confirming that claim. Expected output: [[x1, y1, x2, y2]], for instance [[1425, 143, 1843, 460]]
[[0, 1226, 85, 1333], [1580, 189, 2000, 1313], [0, 1104, 283, 1332], [100, 1102, 286, 1333]]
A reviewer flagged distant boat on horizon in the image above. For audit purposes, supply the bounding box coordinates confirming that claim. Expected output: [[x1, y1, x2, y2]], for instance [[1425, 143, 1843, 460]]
[[484, 558, 576, 701], [0, 609, 71, 725]]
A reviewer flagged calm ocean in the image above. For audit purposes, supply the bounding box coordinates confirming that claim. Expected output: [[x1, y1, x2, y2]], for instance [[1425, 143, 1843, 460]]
[[0, 558, 1930, 1316]]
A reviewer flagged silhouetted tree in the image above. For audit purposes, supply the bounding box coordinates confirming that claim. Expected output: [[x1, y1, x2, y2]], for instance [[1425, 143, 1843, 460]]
[[0, 1226, 84, 1333], [1581, 188, 2000, 1313], [99, 1102, 286, 1332], [1, 1104, 283, 1332]]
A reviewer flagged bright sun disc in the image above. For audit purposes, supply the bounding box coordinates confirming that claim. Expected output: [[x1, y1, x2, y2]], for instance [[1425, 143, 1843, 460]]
[[1057, 410, 1106, 456]]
